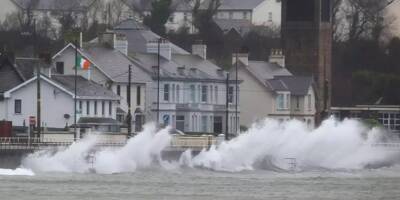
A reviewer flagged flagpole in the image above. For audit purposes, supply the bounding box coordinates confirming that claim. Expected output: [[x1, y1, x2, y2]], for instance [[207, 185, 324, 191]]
[[74, 40, 78, 141]]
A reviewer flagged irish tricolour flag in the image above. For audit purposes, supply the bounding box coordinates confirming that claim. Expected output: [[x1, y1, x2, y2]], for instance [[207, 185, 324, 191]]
[[76, 56, 90, 70]]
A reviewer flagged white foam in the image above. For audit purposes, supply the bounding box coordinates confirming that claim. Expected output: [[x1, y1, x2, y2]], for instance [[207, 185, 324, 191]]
[[0, 168, 35, 176], [21, 123, 172, 174], [20, 118, 400, 174], [182, 118, 399, 172]]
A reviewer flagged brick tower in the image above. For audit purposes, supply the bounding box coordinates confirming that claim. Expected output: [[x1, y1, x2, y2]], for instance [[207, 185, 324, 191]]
[[281, 0, 332, 122]]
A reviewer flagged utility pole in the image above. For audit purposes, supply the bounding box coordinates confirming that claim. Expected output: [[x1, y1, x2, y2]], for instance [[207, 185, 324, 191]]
[[33, 19, 41, 140], [74, 40, 78, 141], [225, 72, 230, 141], [127, 64, 132, 137], [235, 52, 239, 135], [157, 38, 161, 125]]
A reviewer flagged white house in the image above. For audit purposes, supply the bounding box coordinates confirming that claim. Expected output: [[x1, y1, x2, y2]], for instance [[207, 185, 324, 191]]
[[1, 73, 120, 133], [0, 0, 100, 38], [51, 33, 153, 132], [231, 50, 316, 128], [202, 0, 281, 27], [114, 19, 240, 135], [123, 0, 197, 34]]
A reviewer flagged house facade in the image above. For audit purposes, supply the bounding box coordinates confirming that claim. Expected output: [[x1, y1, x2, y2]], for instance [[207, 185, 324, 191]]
[[123, 0, 196, 34], [231, 51, 316, 128], [51, 34, 153, 132], [0, 0, 100, 38], [1, 74, 120, 134], [203, 0, 281, 28], [134, 42, 239, 135]]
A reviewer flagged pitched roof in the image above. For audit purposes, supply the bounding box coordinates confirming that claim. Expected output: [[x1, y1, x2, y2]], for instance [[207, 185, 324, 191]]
[[133, 53, 226, 81], [11, 0, 95, 11], [81, 45, 152, 83], [214, 19, 252, 36], [247, 60, 292, 80], [0, 55, 25, 94], [202, 0, 265, 10], [113, 19, 189, 55], [51, 75, 119, 100], [267, 76, 313, 95]]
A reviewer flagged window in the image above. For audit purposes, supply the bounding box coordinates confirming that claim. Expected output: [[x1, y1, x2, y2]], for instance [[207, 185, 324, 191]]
[[229, 12, 233, 19], [56, 62, 64, 74], [214, 116, 223, 133], [201, 85, 208, 103], [268, 12, 272, 22], [215, 86, 218, 103], [14, 99, 21, 114], [169, 14, 174, 23], [117, 85, 121, 96], [164, 84, 170, 101], [201, 116, 208, 132], [176, 85, 180, 103], [276, 94, 284, 110], [109, 101, 112, 116], [102, 101, 105, 116], [286, 94, 291, 109], [379, 112, 400, 131], [307, 94, 312, 110], [210, 86, 213, 103], [183, 12, 188, 21], [94, 101, 98, 115], [86, 101, 90, 115], [137, 86, 141, 106], [198, 85, 201, 102], [228, 86, 234, 103], [172, 84, 176, 102], [79, 101, 82, 114], [176, 115, 185, 131], [190, 85, 196, 102], [296, 96, 300, 109], [243, 12, 248, 19]]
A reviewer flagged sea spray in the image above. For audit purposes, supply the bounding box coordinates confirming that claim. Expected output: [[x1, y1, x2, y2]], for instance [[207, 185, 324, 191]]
[[21, 123, 172, 174], [0, 168, 35, 176], [19, 118, 400, 174], [183, 118, 400, 172], [94, 123, 172, 174], [21, 135, 98, 173]]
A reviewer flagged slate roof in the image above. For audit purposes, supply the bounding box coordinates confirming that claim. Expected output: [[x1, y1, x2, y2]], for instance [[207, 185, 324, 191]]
[[0, 56, 24, 94], [80, 44, 152, 83], [214, 19, 253, 36], [246, 61, 292, 80], [267, 76, 313, 96], [51, 75, 119, 100], [113, 19, 189, 55], [202, 0, 265, 10], [11, 0, 94, 11], [133, 53, 226, 81]]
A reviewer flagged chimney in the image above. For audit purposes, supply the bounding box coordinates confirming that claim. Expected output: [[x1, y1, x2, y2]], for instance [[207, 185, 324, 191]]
[[269, 49, 285, 67], [114, 33, 128, 55], [192, 41, 207, 60], [177, 66, 186, 75], [232, 53, 249, 66], [146, 39, 172, 60], [99, 32, 128, 55]]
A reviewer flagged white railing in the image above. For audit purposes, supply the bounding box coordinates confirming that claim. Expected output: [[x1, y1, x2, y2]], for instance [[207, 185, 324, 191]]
[[0, 135, 221, 150]]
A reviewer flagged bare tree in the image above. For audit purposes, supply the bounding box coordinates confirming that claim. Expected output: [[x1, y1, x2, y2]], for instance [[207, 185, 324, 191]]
[[334, 0, 397, 42]]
